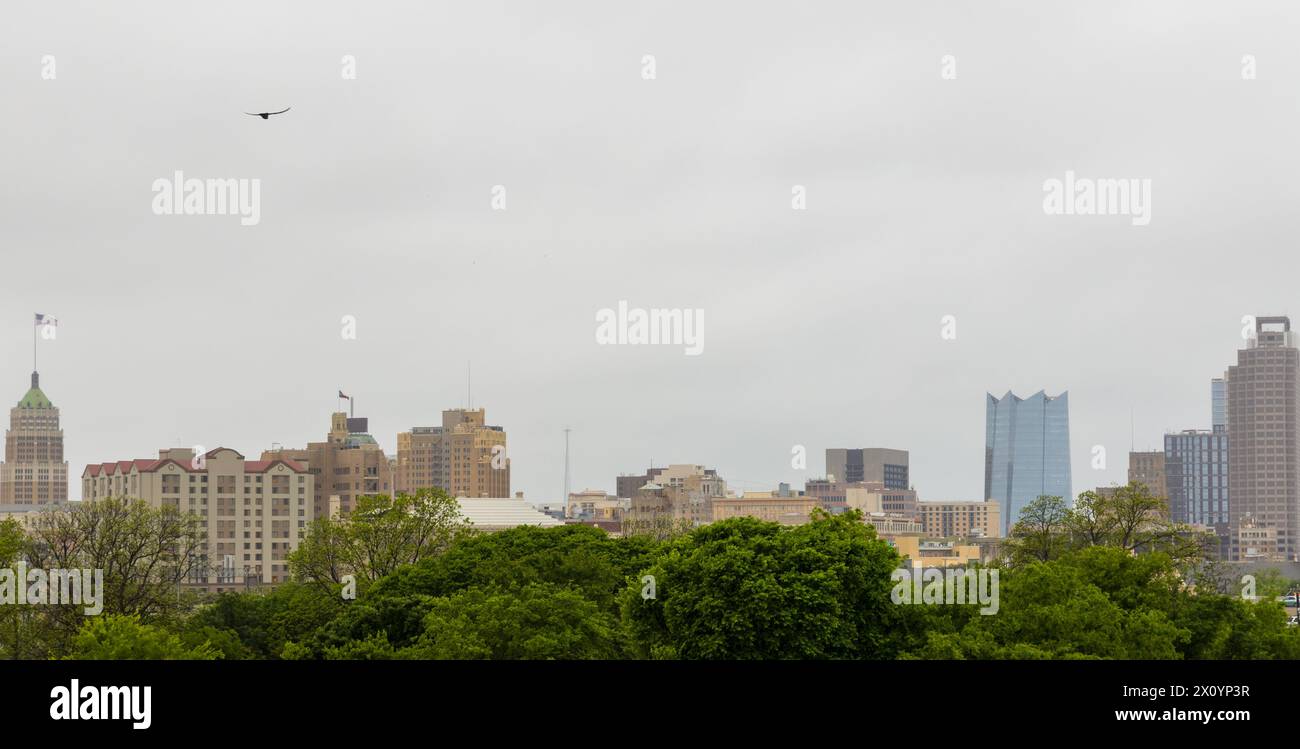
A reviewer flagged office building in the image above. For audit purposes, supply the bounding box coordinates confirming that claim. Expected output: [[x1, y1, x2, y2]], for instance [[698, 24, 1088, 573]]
[[845, 482, 918, 517], [825, 448, 909, 489], [395, 426, 443, 495], [1128, 451, 1168, 500], [1226, 316, 1300, 561], [0, 372, 68, 505], [918, 500, 1002, 539], [985, 390, 1072, 536], [263, 409, 392, 519], [395, 409, 508, 499], [1164, 429, 1229, 554], [617, 464, 722, 500], [1212, 377, 1227, 432]]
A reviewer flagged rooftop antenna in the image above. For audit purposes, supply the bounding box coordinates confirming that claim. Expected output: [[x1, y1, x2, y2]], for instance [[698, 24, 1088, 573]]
[[563, 427, 571, 501]]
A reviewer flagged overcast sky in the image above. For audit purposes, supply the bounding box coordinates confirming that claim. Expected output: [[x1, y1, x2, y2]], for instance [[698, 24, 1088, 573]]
[[2, 1, 1297, 503]]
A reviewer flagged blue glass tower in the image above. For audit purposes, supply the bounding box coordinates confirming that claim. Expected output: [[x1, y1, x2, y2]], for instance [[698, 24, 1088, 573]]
[[1211, 378, 1226, 433], [984, 390, 1072, 536]]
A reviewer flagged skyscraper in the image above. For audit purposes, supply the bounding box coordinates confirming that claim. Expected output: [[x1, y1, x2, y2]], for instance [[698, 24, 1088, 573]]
[[395, 408, 509, 499], [825, 448, 910, 489], [1164, 429, 1229, 555], [984, 390, 1072, 536], [1163, 379, 1231, 558], [0, 371, 68, 505], [1226, 316, 1299, 561], [1128, 451, 1167, 500]]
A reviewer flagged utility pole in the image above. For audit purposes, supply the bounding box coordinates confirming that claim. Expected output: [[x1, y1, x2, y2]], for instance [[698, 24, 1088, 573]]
[[563, 427, 571, 507]]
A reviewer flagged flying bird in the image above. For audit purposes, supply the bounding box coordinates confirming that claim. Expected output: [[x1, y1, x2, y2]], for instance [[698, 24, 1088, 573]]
[[244, 107, 291, 119]]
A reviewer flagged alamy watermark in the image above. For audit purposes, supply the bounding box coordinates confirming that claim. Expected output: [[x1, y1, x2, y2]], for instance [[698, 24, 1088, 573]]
[[1042, 170, 1151, 226], [595, 301, 704, 356], [151, 171, 261, 226], [1, 562, 104, 615]]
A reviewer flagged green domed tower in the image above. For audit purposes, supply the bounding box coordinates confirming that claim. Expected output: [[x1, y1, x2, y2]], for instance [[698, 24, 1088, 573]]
[[0, 371, 69, 504]]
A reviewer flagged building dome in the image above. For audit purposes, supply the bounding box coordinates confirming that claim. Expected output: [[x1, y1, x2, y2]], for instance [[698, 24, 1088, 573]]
[[17, 372, 52, 409]]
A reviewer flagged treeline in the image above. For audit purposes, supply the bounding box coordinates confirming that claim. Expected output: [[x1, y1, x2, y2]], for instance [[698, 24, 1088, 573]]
[[1, 485, 1298, 660]]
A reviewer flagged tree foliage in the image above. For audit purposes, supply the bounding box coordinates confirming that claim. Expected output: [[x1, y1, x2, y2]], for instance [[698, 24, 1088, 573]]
[[289, 488, 470, 590], [66, 614, 219, 660], [622, 511, 902, 659]]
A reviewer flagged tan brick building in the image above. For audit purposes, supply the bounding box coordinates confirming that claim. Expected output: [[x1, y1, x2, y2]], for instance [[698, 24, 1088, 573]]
[[0, 372, 68, 505], [1128, 451, 1168, 500], [264, 411, 393, 519], [396, 408, 508, 498], [845, 482, 918, 518], [567, 488, 623, 521], [918, 500, 1002, 539], [83, 447, 312, 590], [713, 493, 816, 525]]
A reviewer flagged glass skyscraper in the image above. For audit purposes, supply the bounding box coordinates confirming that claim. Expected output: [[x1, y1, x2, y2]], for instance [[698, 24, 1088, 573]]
[[1164, 429, 1228, 539], [1211, 378, 1226, 432], [984, 390, 1072, 536]]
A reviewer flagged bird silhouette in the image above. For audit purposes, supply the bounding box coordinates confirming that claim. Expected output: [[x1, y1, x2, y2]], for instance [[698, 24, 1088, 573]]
[[244, 107, 291, 119]]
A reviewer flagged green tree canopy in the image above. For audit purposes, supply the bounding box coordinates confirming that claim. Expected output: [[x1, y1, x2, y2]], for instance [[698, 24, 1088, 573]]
[[622, 511, 902, 659]]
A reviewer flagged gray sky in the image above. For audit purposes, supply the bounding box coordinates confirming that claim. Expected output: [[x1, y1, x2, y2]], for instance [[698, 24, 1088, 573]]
[[2, 1, 1297, 503]]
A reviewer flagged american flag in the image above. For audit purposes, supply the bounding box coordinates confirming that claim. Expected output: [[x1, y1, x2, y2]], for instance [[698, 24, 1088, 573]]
[[34, 313, 58, 327]]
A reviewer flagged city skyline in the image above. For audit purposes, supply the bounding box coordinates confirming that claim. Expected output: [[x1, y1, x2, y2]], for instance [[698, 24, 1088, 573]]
[[0, 326, 1271, 507]]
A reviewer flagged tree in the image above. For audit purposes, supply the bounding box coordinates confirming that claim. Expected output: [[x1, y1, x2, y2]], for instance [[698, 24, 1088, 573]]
[[372, 523, 662, 615], [290, 488, 470, 590], [909, 547, 1190, 660], [406, 583, 619, 660], [622, 511, 902, 659], [1005, 495, 1071, 564], [1006, 486, 1205, 569], [0, 518, 42, 660], [1101, 482, 1202, 563], [181, 583, 346, 660], [25, 497, 204, 618], [620, 514, 695, 541], [65, 614, 220, 660], [12, 498, 204, 657]]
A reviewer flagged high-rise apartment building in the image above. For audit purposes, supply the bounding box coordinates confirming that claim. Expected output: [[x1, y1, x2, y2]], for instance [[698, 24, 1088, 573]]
[[0, 372, 68, 505], [442, 409, 509, 498], [395, 409, 508, 498], [395, 426, 443, 494], [1164, 429, 1229, 554], [83, 447, 312, 590], [918, 500, 1002, 539], [985, 390, 1072, 536], [1226, 316, 1300, 561], [1128, 451, 1167, 500], [825, 448, 910, 489], [264, 410, 392, 519]]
